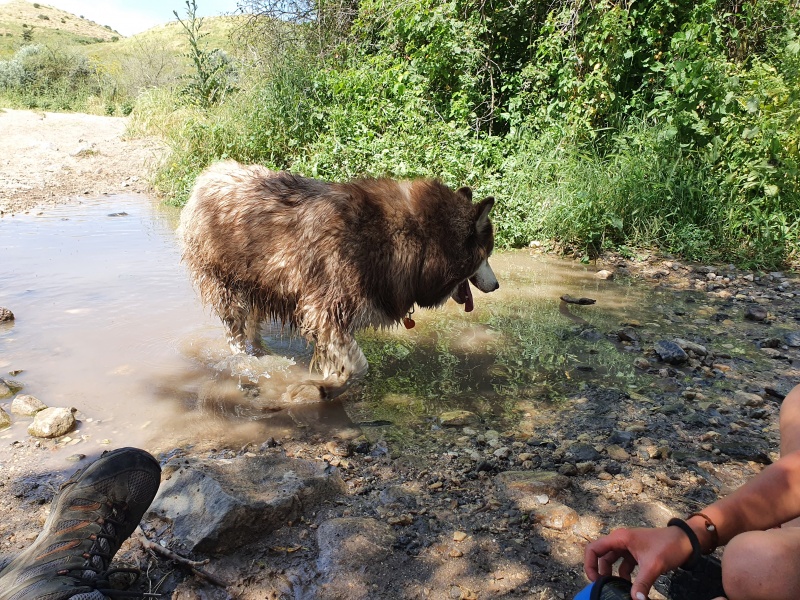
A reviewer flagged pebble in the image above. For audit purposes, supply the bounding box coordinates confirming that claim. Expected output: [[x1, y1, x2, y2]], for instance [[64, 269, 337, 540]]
[[0, 307, 13, 322], [452, 531, 468, 542], [0, 407, 10, 429]]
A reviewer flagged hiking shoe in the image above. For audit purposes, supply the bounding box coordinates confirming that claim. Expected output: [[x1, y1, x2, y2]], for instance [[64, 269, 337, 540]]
[[653, 554, 726, 600], [0, 447, 161, 600]]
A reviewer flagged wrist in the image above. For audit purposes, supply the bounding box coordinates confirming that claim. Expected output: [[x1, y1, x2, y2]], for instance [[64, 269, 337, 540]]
[[667, 518, 702, 569], [687, 513, 719, 553]]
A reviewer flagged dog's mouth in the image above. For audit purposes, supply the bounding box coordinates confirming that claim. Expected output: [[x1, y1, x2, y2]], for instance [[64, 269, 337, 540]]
[[452, 280, 474, 312], [451, 260, 499, 312]]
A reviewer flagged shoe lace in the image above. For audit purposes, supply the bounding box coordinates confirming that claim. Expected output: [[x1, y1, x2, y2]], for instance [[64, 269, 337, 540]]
[[58, 502, 162, 598]]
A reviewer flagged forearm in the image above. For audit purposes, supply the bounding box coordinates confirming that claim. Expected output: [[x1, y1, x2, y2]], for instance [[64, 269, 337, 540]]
[[692, 450, 800, 549]]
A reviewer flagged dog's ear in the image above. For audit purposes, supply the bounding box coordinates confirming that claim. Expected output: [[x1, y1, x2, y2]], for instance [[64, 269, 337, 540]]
[[474, 196, 494, 232], [457, 186, 473, 202]]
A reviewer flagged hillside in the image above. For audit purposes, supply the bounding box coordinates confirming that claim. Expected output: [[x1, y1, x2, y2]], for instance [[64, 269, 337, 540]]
[[86, 16, 242, 63], [0, 0, 121, 57]]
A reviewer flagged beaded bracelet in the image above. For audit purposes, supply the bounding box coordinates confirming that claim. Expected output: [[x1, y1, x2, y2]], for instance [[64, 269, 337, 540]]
[[688, 512, 719, 552], [667, 517, 702, 570]]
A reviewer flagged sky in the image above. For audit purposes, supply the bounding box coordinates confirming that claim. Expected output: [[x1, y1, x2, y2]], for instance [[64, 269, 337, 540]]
[[13, 0, 243, 37]]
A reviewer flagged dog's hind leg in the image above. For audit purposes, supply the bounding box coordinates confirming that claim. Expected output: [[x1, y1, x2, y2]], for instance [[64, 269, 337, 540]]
[[282, 334, 368, 403]]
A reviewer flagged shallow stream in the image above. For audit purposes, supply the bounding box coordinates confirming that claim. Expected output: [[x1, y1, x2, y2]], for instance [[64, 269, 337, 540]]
[[1, 195, 663, 464]]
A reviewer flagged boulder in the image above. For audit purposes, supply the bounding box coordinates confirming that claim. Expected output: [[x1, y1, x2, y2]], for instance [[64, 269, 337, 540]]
[[148, 454, 347, 553]]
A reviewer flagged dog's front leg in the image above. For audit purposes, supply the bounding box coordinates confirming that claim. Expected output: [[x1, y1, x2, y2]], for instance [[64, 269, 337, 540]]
[[282, 334, 368, 403]]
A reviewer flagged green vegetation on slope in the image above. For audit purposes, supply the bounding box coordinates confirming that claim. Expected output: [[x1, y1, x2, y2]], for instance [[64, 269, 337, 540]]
[[0, 0, 239, 113], [0, 0, 120, 58]]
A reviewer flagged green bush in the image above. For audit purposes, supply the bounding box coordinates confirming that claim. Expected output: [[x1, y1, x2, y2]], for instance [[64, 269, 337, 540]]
[[149, 0, 799, 267]]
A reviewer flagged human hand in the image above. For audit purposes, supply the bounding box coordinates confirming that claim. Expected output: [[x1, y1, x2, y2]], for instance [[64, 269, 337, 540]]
[[584, 526, 694, 600]]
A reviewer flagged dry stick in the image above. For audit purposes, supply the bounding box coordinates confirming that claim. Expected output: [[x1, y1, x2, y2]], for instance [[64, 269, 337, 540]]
[[134, 527, 230, 589]]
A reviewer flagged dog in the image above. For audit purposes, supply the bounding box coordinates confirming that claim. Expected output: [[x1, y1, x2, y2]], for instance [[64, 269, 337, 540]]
[[179, 160, 499, 402]]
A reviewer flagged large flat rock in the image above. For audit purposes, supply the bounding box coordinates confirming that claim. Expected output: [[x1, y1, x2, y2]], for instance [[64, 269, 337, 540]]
[[148, 453, 347, 553]]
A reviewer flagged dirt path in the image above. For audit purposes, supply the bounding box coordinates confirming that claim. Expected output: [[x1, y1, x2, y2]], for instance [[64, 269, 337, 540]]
[[0, 108, 164, 215]]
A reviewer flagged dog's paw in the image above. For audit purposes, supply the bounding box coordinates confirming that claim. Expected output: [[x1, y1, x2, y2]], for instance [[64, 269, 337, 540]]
[[282, 382, 327, 404]]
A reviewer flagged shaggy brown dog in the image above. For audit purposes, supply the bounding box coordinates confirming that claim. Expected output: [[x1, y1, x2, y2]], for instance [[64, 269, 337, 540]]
[[179, 160, 499, 402]]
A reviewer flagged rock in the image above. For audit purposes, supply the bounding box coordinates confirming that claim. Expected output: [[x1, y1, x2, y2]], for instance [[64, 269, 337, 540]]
[[717, 439, 771, 464], [27, 407, 76, 438], [594, 270, 614, 280], [148, 454, 347, 553], [606, 444, 630, 461], [674, 338, 708, 356], [0, 378, 22, 399], [493, 447, 511, 459], [560, 295, 596, 305], [786, 332, 800, 348], [379, 484, 419, 508], [734, 390, 764, 407], [11, 394, 47, 416], [439, 410, 480, 427], [567, 443, 600, 462], [558, 463, 578, 476], [633, 357, 651, 369], [531, 501, 579, 530], [617, 328, 640, 343], [0, 307, 13, 322], [494, 471, 570, 511], [0, 407, 10, 429], [324, 440, 352, 457], [653, 340, 689, 364], [744, 305, 768, 321]]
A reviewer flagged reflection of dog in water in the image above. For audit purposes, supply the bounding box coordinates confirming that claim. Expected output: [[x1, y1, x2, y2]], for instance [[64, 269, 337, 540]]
[[179, 160, 499, 402]]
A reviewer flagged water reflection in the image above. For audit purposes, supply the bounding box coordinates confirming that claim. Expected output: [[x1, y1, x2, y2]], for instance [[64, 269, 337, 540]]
[[0, 195, 656, 462]]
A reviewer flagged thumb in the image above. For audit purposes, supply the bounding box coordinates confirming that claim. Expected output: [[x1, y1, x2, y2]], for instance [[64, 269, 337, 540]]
[[629, 565, 662, 600]]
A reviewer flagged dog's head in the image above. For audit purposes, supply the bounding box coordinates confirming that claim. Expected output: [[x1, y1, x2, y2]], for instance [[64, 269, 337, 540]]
[[449, 189, 498, 312]]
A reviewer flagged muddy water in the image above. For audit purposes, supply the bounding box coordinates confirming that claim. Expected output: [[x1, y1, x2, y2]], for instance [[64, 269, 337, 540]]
[[0, 195, 657, 464]]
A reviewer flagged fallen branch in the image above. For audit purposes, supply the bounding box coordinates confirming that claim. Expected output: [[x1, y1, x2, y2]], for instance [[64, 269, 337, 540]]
[[134, 527, 230, 589]]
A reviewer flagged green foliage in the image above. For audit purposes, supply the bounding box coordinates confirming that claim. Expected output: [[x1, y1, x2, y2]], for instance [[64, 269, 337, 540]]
[[145, 0, 800, 267], [174, 0, 236, 107], [0, 44, 99, 111]]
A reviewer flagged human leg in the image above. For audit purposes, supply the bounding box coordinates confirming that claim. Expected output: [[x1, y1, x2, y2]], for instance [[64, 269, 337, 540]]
[[720, 528, 800, 600], [779, 385, 800, 456]]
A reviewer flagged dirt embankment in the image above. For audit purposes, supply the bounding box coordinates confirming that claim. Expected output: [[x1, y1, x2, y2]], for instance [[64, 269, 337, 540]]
[[0, 108, 164, 215]]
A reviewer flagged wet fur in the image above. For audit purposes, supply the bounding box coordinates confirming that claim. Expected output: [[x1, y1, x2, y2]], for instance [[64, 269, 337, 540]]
[[179, 160, 496, 401]]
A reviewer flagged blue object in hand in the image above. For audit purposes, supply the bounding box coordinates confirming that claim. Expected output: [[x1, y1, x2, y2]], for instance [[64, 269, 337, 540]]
[[574, 576, 636, 600]]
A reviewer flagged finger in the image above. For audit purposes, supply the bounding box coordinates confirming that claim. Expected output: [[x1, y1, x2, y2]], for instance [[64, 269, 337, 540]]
[[618, 554, 637, 580], [585, 545, 619, 580], [629, 561, 666, 600], [597, 550, 622, 577]]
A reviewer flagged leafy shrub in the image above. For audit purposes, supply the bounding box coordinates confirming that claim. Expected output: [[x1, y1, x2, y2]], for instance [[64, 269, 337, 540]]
[[151, 0, 799, 267]]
